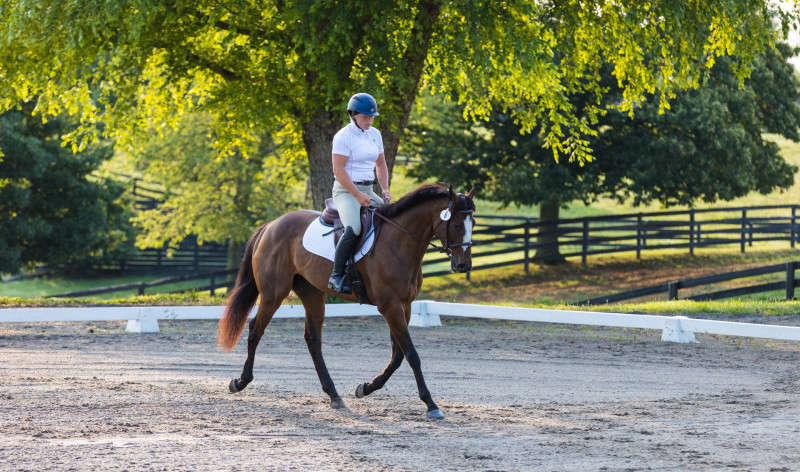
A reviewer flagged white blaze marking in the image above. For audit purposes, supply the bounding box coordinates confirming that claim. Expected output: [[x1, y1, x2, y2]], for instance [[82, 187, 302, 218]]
[[463, 216, 473, 246]]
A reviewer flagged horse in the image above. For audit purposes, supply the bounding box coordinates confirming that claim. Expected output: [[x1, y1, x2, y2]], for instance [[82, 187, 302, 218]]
[[217, 183, 476, 419]]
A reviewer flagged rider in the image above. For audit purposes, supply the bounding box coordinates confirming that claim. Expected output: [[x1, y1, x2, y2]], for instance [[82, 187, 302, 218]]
[[327, 92, 391, 293]]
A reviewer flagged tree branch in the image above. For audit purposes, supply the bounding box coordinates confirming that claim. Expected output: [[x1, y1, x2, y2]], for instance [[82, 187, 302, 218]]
[[185, 51, 240, 81]]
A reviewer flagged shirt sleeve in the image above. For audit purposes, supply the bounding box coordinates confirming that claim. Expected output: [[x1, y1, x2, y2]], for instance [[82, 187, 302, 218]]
[[331, 130, 350, 157]]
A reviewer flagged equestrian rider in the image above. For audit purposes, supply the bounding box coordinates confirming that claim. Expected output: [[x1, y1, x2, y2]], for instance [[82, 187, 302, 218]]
[[328, 92, 391, 293]]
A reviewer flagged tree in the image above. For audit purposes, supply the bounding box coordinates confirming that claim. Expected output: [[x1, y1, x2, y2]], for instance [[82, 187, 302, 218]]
[[0, 1, 790, 210], [595, 43, 800, 207], [129, 112, 306, 268], [405, 42, 800, 263], [0, 103, 133, 273]]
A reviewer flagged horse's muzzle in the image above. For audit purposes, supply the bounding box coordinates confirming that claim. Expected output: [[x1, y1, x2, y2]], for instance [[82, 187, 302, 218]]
[[451, 260, 472, 273]]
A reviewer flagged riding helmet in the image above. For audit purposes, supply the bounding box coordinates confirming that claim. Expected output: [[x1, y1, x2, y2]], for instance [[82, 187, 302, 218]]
[[347, 93, 379, 116]]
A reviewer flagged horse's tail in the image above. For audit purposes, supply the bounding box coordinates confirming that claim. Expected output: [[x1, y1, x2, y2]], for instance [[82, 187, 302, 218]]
[[217, 224, 267, 351]]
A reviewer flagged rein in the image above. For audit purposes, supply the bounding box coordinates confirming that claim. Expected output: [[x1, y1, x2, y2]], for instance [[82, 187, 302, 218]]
[[372, 203, 474, 256]]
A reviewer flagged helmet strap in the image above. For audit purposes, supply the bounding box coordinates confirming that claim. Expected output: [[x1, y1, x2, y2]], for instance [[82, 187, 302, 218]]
[[349, 111, 366, 131]]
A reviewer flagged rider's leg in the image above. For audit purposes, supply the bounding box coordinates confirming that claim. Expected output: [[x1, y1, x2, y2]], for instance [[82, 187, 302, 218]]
[[328, 226, 358, 293], [328, 182, 364, 293]]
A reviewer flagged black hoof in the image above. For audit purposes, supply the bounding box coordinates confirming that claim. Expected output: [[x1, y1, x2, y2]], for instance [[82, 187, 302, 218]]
[[427, 408, 445, 420], [331, 397, 346, 409], [229, 379, 242, 393], [355, 383, 368, 398]]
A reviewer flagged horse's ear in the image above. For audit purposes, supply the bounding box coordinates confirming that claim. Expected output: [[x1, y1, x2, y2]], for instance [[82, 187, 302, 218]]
[[466, 186, 477, 199], [448, 185, 457, 201]]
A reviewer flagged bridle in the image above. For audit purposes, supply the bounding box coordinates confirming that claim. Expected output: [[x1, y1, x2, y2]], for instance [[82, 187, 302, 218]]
[[372, 198, 474, 256]]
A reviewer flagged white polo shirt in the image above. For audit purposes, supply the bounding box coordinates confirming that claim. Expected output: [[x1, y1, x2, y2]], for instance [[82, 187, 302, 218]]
[[331, 122, 384, 182]]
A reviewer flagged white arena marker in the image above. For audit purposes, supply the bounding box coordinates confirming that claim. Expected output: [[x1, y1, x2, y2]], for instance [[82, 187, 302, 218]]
[[661, 316, 697, 343], [126, 308, 160, 333], [410, 301, 442, 327]]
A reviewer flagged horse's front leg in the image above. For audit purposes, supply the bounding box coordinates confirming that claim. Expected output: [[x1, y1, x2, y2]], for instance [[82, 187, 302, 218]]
[[381, 304, 444, 420]]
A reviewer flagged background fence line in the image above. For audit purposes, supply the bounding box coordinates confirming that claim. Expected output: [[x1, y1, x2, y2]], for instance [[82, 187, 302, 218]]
[[424, 204, 800, 278]]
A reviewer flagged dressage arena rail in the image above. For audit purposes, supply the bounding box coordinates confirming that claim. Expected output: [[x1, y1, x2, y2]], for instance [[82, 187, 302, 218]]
[[3, 301, 800, 344]]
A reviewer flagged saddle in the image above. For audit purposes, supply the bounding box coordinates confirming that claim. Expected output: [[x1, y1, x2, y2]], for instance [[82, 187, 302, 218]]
[[320, 198, 380, 305], [321, 198, 377, 247]]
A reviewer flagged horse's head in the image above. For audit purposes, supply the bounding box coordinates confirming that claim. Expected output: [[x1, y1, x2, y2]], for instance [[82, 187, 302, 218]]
[[434, 186, 477, 273]]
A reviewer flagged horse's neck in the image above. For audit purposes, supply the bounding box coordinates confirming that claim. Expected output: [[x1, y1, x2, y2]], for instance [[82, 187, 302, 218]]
[[390, 198, 447, 260]]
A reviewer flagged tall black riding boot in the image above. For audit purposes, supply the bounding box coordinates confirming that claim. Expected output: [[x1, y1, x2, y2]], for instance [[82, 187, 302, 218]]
[[328, 226, 358, 294]]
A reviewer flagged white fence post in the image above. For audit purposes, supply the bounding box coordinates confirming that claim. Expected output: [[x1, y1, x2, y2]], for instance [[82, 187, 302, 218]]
[[410, 300, 441, 327], [125, 308, 160, 333], [661, 316, 697, 343]]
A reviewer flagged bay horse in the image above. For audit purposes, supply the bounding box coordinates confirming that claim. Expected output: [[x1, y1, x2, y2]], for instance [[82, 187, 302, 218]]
[[217, 183, 476, 419]]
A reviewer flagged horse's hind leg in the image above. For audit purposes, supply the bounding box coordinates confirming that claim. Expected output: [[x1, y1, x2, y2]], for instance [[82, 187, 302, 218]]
[[356, 301, 411, 397], [293, 276, 344, 409], [355, 336, 403, 398], [229, 298, 282, 393]]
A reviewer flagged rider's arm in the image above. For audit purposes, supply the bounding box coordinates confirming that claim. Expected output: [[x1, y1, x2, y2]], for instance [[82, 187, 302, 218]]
[[333, 153, 371, 205], [375, 153, 390, 197]]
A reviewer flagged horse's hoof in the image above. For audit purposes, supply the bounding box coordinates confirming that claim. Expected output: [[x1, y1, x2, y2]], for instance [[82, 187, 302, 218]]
[[427, 408, 445, 420], [229, 379, 241, 393], [355, 383, 367, 398], [331, 398, 346, 409]]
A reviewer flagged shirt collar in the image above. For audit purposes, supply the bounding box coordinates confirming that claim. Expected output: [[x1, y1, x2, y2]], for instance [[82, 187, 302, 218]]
[[348, 121, 368, 134]]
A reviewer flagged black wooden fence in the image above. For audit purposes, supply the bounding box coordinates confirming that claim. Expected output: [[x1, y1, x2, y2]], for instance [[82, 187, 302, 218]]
[[53, 204, 800, 298], [577, 261, 800, 305], [48, 269, 237, 298], [422, 205, 800, 278]]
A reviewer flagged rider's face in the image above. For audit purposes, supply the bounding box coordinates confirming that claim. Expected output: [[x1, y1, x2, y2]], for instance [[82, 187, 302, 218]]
[[353, 113, 375, 130]]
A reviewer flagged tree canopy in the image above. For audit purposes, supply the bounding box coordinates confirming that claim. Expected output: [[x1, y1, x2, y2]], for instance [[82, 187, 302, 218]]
[[404, 42, 800, 262], [0, 0, 792, 209], [0, 103, 133, 273], [129, 112, 306, 267]]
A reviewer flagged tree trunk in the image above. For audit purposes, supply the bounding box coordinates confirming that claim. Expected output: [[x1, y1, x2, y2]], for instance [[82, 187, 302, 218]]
[[301, 0, 442, 208], [226, 238, 244, 272], [301, 110, 342, 210], [534, 200, 566, 265], [381, 0, 443, 186]]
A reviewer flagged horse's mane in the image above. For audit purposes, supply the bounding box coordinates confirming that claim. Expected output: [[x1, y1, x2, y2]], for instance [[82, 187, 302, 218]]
[[377, 183, 450, 219]]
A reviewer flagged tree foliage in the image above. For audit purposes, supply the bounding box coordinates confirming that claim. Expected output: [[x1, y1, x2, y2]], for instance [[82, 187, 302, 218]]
[[408, 42, 800, 208], [595, 42, 800, 207], [129, 112, 306, 266], [0, 0, 792, 208], [404, 43, 800, 262], [0, 103, 133, 273]]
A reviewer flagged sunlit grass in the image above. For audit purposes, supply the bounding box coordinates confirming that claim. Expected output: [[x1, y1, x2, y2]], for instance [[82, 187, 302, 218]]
[[0, 273, 231, 299]]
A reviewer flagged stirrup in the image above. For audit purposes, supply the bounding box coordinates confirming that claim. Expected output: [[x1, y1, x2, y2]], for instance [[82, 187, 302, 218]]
[[328, 273, 351, 294]]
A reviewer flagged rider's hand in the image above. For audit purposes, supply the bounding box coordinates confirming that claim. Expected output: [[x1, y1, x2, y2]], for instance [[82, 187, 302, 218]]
[[382, 190, 391, 204], [357, 192, 372, 207]]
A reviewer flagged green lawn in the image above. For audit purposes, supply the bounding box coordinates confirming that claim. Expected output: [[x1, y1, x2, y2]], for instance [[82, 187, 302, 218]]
[[0, 273, 229, 299]]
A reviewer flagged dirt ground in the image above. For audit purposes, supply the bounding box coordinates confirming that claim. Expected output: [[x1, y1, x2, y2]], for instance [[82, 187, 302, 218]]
[[2, 315, 800, 471]]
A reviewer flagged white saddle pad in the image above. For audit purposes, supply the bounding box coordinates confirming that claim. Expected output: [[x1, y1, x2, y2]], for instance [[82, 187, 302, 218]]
[[301, 216, 375, 263]]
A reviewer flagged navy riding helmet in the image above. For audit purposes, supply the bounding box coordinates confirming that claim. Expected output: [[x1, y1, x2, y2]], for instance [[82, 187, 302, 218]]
[[347, 93, 379, 116]]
